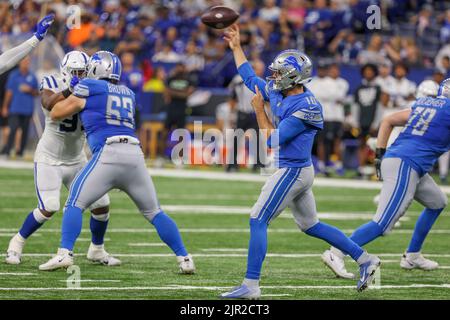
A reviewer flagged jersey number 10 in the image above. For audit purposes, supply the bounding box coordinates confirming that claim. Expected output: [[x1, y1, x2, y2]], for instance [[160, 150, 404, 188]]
[[106, 95, 134, 129], [403, 106, 437, 136]]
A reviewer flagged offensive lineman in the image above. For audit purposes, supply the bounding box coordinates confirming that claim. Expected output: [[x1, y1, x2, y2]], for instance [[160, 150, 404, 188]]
[[220, 24, 380, 299], [0, 15, 54, 75], [6, 51, 120, 267], [323, 79, 450, 277], [38, 51, 195, 274]]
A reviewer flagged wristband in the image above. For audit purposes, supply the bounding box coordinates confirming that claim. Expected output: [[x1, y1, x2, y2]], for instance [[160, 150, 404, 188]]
[[62, 88, 72, 98]]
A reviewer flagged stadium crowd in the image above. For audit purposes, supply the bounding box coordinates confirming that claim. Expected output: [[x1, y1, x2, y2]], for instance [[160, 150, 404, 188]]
[[0, 0, 449, 181]]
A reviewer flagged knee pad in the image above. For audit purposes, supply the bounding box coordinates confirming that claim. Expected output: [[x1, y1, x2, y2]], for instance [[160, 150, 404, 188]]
[[43, 197, 60, 213], [143, 207, 163, 222], [89, 194, 111, 211], [91, 212, 110, 222]]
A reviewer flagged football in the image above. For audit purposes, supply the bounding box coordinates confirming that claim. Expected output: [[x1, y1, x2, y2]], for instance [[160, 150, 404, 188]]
[[200, 6, 239, 29]]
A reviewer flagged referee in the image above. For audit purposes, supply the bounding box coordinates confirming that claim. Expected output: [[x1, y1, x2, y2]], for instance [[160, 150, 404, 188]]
[[227, 59, 266, 172]]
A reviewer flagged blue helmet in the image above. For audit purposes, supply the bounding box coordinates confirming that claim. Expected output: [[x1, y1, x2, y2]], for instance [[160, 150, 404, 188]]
[[437, 78, 450, 99], [87, 51, 122, 81]]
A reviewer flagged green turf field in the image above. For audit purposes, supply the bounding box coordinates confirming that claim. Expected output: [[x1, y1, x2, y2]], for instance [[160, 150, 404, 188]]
[[0, 167, 449, 300]]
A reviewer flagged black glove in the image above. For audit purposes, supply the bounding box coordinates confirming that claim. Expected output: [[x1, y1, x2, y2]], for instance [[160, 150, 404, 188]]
[[374, 148, 386, 181]]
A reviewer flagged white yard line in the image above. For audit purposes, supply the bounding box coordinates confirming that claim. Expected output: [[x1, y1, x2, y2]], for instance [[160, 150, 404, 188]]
[[0, 284, 449, 291], [58, 280, 121, 283], [0, 206, 412, 221], [2, 227, 447, 234], [0, 272, 36, 276], [1, 160, 449, 194], [128, 243, 166, 247], [1, 252, 450, 258]]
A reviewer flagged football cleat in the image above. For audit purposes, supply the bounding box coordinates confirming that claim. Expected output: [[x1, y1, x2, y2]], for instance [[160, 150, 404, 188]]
[[5, 233, 25, 265], [322, 250, 355, 279], [221, 284, 261, 299], [86, 243, 121, 266], [39, 248, 74, 271], [400, 252, 439, 270], [177, 254, 195, 274], [357, 255, 381, 292]]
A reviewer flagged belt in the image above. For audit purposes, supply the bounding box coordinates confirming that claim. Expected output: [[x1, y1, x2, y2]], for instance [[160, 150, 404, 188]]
[[105, 135, 140, 145]]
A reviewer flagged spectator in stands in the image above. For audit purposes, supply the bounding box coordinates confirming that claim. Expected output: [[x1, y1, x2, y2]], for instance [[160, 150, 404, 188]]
[[67, 13, 104, 49], [99, 24, 122, 53], [0, 68, 10, 148], [152, 44, 183, 64], [391, 62, 416, 109], [184, 41, 205, 74], [310, 63, 349, 176], [159, 63, 196, 158], [440, 10, 450, 45], [120, 52, 144, 132], [143, 67, 166, 93], [227, 59, 266, 172], [353, 63, 381, 176], [358, 34, 386, 65], [258, 0, 281, 22], [1, 57, 38, 158], [328, 29, 363, 64]]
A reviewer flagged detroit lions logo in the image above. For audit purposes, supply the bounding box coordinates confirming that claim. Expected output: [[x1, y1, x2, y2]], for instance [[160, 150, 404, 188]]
[[283, 56, 302, 72]]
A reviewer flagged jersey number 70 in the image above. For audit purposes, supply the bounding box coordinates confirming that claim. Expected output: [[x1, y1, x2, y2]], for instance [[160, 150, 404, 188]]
[[106, 95, 134, 129], [403, 107, 437, 136]]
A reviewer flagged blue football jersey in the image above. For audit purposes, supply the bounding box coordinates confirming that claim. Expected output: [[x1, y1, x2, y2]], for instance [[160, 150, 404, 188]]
[[269, 87, 324, 168], [385, 96, 450, 176], [73, 79, 137, 153]]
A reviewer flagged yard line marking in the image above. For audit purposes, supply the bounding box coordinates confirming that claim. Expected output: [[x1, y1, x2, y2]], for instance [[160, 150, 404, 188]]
[[128, 243, 166, 247], [2, 161, 449, 194], [0, 272, 36, 276], [200, 248, 248, 252], [0, 233, 41, 237], [261, 294, 292, 297], [0, 192, 380, 202], [4, 227, 450, 235], [77, 238, 110, 242], [57, 280, 121, 283], [1, 253, 450, 258], [0, 207, 413, 221], [0, 284, 450, 291]]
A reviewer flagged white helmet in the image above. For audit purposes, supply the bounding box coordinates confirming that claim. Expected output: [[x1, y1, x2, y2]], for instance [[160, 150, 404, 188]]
[[60, 51, 90, 84], [416, 80, 439, 98]]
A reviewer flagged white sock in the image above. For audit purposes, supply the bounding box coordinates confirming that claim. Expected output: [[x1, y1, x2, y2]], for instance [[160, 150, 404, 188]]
[[357, 251, 370, 265], [243, 278, 259, 288]]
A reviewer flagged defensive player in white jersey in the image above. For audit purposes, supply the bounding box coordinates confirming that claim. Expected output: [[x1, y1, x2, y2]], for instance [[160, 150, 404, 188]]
[[0, 15, 54, 75], [5, 51, 120, 267]]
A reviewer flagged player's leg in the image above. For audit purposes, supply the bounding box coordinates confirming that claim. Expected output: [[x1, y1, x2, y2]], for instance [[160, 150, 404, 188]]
[[325, 158, 418, 278], [119, 147, 193, 273], [438, 151, 449, 183], [39, 150, 114, 270], [63, 162, 120, 266], [86, 194, 121, 265], [289, 167, 380, 290], [6, 162, 62, 264], [351, 158, 418, 245], [400, 174, 448, 270], [222, 167, 303, 299], [17, 115, 30, 157]]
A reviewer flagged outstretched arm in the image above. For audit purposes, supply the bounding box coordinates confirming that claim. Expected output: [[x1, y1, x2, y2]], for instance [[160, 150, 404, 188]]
[[0, 14, 54, 75], [376, 109, 411, 149], [224, 24, 269, 100], [51, 95, 86, 121]]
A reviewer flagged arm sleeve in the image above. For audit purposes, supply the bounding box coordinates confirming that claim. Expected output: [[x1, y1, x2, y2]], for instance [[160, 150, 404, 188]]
[[267, 116, 306, 148], [237, 62, 269, 101], [0, 35, 40, 75]]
